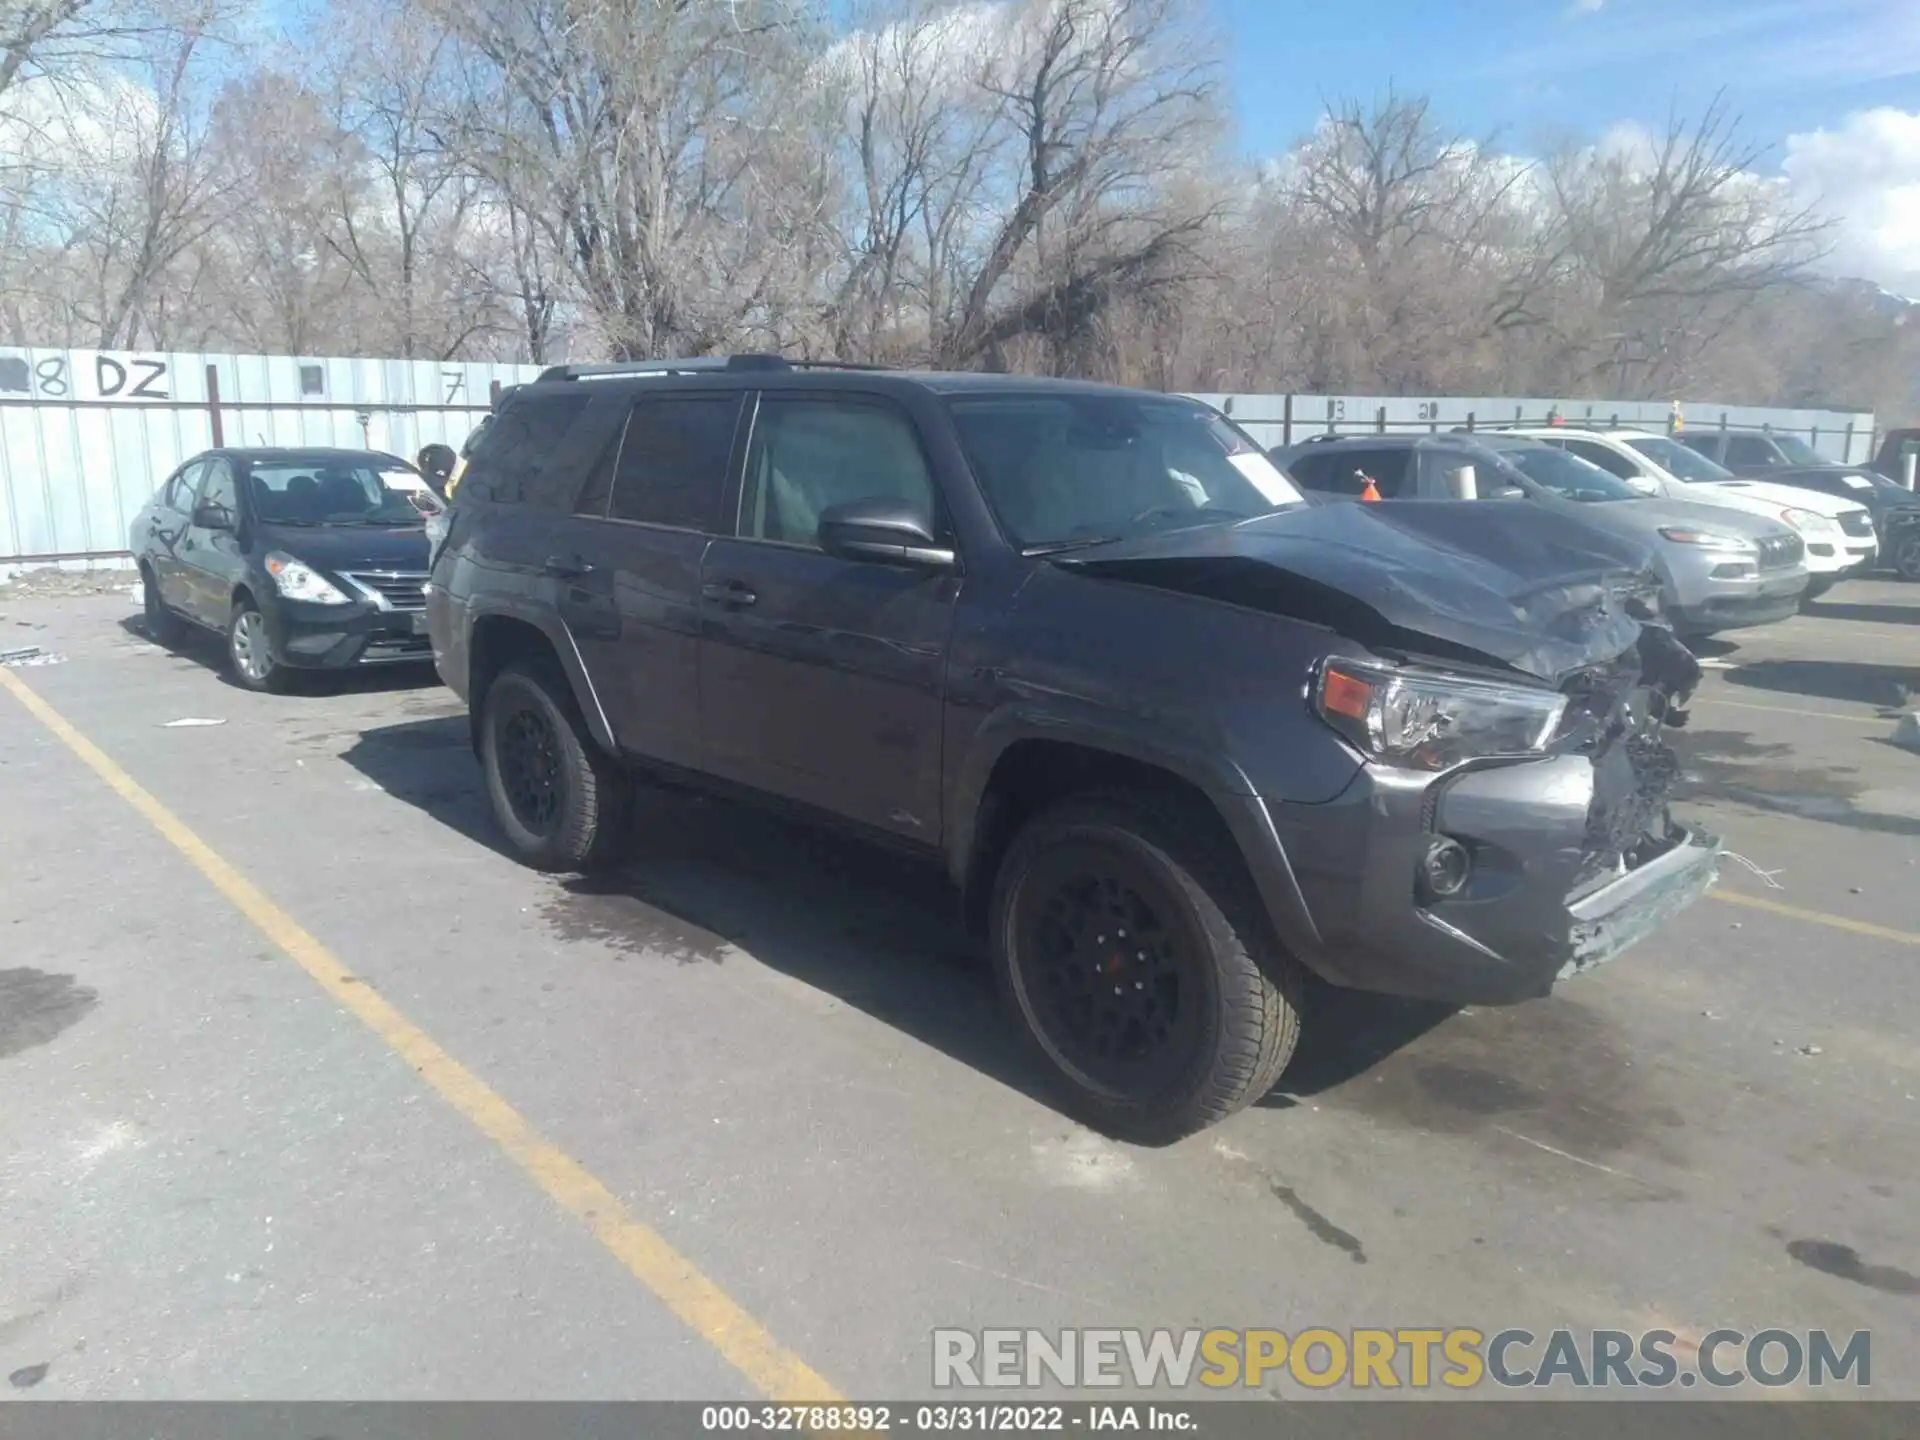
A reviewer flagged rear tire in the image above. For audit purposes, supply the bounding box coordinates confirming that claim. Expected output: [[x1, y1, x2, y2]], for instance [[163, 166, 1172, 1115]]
[[480, 660, 630, 872], [140, 565, 186, 646], [988, 792, 1302, 1144]]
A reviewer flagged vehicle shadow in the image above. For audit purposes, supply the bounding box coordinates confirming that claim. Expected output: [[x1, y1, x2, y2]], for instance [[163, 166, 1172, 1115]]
[[115, 614, 438, 696], [1803, 598, 1919, 626], [341, 715, 1465, 1142], [1721, 657, 1915, 711]]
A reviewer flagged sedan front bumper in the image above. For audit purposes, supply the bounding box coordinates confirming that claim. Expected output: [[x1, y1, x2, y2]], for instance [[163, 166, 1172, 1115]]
[[265, 597, 434, 669]]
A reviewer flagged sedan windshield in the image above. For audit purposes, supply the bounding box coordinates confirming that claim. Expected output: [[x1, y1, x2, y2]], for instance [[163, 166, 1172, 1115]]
[[248, 461, 439, 526], [1624, 435, 1735, 483], [947, 394, 1303, 551], [1498, 446, 1643, 503]]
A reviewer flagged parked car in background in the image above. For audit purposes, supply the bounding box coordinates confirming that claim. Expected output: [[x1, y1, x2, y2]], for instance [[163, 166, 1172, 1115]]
[[1271, 432, 1808, 637], [1869, 427, 1920, 491], [1680, 429, 1920, 553], [1488, 425, 1876, 597], [132, 448, 437, 692], [428, 356, 1720, 1142]]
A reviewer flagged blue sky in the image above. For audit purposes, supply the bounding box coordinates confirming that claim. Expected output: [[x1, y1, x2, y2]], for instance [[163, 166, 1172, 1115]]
[[1212, 0, 1920, 287], [1214, 0, 1918, 160]]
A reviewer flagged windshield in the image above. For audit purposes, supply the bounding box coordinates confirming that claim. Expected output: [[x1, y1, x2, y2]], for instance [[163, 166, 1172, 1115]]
[[1772, 434, 1828, 466], [1624, 435, 1735, 483], [248, 460, 440, 526], [947, 394, 1303, 550], [1497, 446, 1643, 502]]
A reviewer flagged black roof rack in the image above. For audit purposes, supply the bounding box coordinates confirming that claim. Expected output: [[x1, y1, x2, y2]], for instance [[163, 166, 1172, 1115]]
[[535, 353, 893, 382]]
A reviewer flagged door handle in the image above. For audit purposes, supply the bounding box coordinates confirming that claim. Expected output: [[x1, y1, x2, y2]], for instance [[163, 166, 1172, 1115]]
[[700, 580, 757, 607], [543, 555, 593, 579]]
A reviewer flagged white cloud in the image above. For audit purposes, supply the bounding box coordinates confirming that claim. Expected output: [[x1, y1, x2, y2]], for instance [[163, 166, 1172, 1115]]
[[1783, 108, 1920, 292], [1565, 0, 1606, 14]]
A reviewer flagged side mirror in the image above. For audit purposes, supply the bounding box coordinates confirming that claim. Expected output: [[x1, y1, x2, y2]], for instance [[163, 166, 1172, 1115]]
[[1490, 485, 1528, 500], [817, 497, 955, 569], [193, 501, 234, 530]]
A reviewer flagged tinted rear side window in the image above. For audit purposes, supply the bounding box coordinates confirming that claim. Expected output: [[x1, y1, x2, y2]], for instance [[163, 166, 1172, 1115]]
[[1725, 435, 1777, 466], [1293, 447, 1410, 497], [458, 392, 591, 506], [607, 395, 741, 531]]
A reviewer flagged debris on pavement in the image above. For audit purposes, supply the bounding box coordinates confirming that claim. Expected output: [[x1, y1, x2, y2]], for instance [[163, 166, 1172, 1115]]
[[1723, 851, 1786, 889], [1797, 1045, 1824, 1058], [162, 717, 227, 728], [1893, 713, 1920, 752], [0, 646, 66, 668]]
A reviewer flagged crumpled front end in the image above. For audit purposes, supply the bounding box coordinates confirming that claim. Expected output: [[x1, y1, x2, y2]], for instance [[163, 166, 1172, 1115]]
[[1257, 622, 1721, 1005]]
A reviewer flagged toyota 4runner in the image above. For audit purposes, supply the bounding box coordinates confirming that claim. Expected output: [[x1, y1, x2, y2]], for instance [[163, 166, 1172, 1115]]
[[425, 356, 1722, 1142]]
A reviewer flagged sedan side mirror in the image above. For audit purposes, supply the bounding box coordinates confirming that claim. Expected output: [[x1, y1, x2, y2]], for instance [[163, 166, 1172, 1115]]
[[193, 501, 234, 531], [817, 497, 956, 570]]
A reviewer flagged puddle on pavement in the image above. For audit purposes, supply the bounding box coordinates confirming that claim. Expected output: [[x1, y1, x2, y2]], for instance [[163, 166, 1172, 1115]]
[[1672, 729, 1920, 837], [1274, 990, 1686, 1168], [1786, 1239, 1920, 1297], [0, 970, 99, 1060]]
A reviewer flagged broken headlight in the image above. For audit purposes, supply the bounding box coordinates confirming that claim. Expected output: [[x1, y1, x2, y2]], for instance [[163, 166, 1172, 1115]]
[[1314, 658, 1568, 771]]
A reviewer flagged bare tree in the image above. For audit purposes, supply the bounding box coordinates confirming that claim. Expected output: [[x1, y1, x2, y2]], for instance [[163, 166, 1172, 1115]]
[[1539, 94, 1834, 393]]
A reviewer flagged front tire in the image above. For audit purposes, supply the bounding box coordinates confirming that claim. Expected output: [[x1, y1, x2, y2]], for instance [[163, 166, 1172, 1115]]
[[227, 598, 291, 693], [140, 565, 186, 646], [989, 793, 1303, 1144], [479, 660, 630, 872], [1893, 530, 1920, 582]]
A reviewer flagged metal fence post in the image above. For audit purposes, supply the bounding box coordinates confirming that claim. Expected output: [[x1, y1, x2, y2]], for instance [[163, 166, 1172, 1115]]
[[1376, 405, 1387, 434], [205, 363, 224, 447], [1282, 393, 1293, 448], [1843, 420, 1855, 463]]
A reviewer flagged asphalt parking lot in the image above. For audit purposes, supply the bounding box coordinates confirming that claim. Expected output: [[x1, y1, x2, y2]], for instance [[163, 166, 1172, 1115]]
[[2, 576, 1917, 1406]]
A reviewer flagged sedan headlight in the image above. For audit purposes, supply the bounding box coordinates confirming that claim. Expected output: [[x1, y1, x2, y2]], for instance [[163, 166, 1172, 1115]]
[[1777, 507, 1837, 535], [1657, 527, 1756, 554], [1314, 658, 1568, 771], [264, 552, 351, 605]]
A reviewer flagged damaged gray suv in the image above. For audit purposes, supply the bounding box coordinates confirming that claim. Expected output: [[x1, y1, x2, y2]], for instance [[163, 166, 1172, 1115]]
[[427, 358, 1722, 1142]]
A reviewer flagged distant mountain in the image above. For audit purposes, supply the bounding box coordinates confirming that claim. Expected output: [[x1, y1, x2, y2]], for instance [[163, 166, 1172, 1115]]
[[1825, 276, 1920, 320]]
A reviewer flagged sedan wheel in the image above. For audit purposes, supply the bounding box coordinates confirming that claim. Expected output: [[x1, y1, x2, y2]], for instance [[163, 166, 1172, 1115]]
[[227, 604, 289, 692]]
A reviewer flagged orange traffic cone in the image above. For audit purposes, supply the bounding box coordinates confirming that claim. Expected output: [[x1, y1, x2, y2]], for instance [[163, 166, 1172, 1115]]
[[1358, 474, 1382, 503]]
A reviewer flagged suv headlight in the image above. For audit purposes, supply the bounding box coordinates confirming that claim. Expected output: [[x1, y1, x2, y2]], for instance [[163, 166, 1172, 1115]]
[[1779, 507, 1837, 535], [1314, 658, 1567, 771], [1657, 527, 1756, 553], [264, 552, 351, 605]]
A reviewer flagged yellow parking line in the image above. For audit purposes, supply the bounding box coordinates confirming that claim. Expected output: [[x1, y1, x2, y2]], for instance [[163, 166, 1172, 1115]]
[[0, 666, 839, 1402], [1709, 888, 1920, 947]]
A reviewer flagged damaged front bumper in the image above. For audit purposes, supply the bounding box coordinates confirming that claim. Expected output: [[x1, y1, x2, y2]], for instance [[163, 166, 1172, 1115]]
[[1241, 755, 1723, 1005]]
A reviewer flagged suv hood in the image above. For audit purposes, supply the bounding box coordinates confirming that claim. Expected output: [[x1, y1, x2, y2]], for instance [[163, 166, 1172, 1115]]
[[1051, 501, 1665, 687], [1679, 479, 1868, 520], [1549, 494, 1789, 542]]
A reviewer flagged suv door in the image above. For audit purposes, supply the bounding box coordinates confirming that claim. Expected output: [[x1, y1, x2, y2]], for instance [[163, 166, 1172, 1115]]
[[697, 392, 959, 842], [178, 457, 246, 625], [545, 389, 741, 770], [146, 460, 204, 610]]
